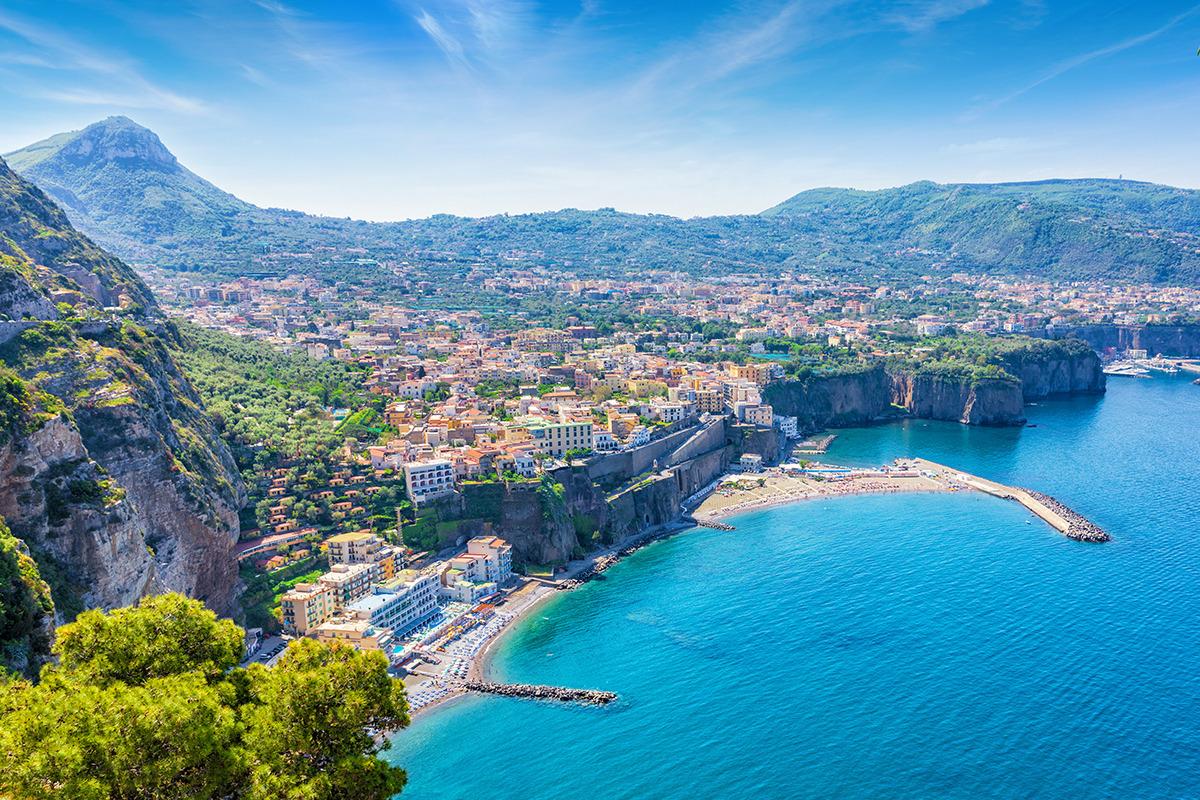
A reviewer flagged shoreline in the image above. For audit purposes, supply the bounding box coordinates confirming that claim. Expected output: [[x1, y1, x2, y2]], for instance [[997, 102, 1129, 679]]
[[405, 456, 1106, 724]]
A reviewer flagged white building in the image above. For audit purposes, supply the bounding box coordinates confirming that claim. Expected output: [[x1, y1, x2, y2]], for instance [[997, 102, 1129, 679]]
[[403, 459, 456, 505], [345, 571, 439, 637], [773, 415, 800, 439], [466, 536, 513, 585]]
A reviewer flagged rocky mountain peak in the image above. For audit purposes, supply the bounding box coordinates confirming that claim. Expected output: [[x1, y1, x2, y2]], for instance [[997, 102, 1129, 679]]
[[57, 116, 179, 170]]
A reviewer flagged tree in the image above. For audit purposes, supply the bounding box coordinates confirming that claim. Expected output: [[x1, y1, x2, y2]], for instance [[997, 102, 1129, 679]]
[[51, 593, 243, 687], [0, 594, 411, 800], [0, 672, 243, 800], [241, 639, 408, 799]]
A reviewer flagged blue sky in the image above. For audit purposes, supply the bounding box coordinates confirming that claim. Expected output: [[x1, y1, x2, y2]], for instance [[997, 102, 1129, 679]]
[[1, 1, 1198, 219]]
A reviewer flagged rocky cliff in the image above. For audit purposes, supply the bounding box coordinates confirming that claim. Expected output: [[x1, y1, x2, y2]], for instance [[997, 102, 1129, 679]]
[[0, 158, 243, 675], [765, 339, 1104, 431], [889, 372, 1025, 425], [1045, 323, 1200, 358], [447, 418, 768, 568], [761, 365, 893, 430]]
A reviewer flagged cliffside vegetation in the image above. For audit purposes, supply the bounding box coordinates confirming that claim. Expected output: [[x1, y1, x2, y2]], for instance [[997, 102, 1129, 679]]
[[0, 517, 54, 677], [170, 323, 373, 482], [0, 594, 410, 799], [0, 156, 245, 674]]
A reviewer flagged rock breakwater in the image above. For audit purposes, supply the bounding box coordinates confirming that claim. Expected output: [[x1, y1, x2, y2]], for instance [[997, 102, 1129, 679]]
[[464, 681, 617, 706], [1022, 489, 1111, 542]]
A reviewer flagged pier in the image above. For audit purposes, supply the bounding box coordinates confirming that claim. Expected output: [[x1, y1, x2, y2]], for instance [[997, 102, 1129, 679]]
[[911, 459, 1110, 542], [464, 680, 617, 706]]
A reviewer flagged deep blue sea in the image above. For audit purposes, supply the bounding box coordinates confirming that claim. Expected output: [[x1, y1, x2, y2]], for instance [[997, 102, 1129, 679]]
[[386, 375, 1200, 799]]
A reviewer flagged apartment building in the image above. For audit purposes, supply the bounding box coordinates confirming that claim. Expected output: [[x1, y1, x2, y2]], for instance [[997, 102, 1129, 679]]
[[517, 418, 593, 457], [345, 571, 439, 637], [280, 582, 335, 636], [466, 536, 513, 584], [325, 530, 399, 579], [403, 459, 456, 505], [318, 562, 378, 608]]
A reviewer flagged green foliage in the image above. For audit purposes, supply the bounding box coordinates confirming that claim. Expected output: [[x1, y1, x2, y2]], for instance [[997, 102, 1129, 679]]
[[241, 638, 408, 800], [170, 322, 372, 503], [51, 593, 244, 686], [0, 594, 410, 800], [0, 519, 53, 676]]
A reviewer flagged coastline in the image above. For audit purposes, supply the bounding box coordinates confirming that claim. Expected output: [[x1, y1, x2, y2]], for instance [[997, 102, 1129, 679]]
[[406, 456, 1106, 724]]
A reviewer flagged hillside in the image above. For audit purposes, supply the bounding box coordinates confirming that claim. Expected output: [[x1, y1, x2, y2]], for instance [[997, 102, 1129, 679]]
[[8, 118, 1200, 285], [0, 156, 244, 676]]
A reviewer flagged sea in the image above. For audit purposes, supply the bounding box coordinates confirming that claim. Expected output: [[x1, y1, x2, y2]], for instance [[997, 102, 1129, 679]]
[[385, 374, 1200, 800]]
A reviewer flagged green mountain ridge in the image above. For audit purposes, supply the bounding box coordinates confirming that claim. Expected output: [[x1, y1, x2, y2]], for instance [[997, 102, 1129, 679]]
[[8, 117, 1200, 285]]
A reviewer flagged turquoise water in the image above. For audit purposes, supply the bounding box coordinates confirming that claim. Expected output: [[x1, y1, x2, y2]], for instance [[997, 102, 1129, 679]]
[[386, 375, 1200, 799]]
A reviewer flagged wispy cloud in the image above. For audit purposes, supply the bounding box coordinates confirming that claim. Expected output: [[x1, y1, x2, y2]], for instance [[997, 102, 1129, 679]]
[[415, 8, 469, 67], [944, 136, 1052, 155], [967, 3, 1200, 118], [887, 0, 990, 33], [0, 9, 208, 114]]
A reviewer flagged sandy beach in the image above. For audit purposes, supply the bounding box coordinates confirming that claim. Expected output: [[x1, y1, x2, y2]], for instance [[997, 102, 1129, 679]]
[[692, 467, 948, 521]]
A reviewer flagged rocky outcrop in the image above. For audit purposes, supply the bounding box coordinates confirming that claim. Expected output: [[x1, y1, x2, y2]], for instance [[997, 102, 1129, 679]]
[[995, 340, 1106, 400], [765, 340, 1105, 432], [762, 365, 892, 430], [889, 373, 1025, 425], [1045, 323, 1200, 359], [0, 155, 245, 666]]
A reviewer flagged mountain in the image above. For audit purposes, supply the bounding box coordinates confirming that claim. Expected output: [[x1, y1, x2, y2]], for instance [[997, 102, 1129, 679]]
[[763, 179, 1200, 285], [8, 117, 1200, 285], [0, 156, 244, 676]]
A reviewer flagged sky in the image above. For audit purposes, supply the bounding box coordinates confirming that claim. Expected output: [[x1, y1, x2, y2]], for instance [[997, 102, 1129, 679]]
[[0, 0, 1198, 220]]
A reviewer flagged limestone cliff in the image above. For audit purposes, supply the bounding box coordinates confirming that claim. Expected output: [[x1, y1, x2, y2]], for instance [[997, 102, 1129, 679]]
[[1046, 323, 1200, 358], [761, 365, 893, 430], [765, 339, 1105, 432], [889, 373, 1025, 425], [0, 157, 243, 675]]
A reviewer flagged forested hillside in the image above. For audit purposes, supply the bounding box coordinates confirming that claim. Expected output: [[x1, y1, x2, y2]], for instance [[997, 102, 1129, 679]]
[[9, 118, 1200, 286]]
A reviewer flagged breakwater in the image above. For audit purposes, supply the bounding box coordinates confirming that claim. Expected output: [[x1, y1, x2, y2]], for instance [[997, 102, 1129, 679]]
[[464, 681, 617, 706], [1021, 489, 1111, 542], [911, 459, 1110, 543]]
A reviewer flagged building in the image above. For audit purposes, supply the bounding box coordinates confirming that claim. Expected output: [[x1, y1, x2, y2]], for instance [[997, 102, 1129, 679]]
[[466, 536, 513, 585], [326, 530, 399, 579], [517, 418, 593, 457], [345, 571, 439, 637], [311, 618, 393, 651], [773, 415, 800, 439], [317, 562, 377, 609], [280, 582, 335, 635], [403, 459, 456, 505]]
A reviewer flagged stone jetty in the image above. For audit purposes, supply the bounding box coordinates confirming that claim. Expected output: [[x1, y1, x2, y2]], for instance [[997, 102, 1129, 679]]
[[910, 458, 1111, 543], [465, 680, 617, 706], [1021, 489, 1111, 542], [696, 519, 735, 531]]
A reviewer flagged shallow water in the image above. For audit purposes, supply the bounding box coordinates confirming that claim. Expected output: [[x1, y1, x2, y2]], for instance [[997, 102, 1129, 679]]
[[386, 375, 1200, 799]]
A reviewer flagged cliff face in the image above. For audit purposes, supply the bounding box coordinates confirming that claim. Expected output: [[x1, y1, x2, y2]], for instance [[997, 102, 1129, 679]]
[[1003, 347, 1104, 400], [1046, 324, 1200, 358], [889, 373, 1025, 425], [762, 365, 892, 430], [0, 157, 244, 676], [765, 341, 1105, 432]]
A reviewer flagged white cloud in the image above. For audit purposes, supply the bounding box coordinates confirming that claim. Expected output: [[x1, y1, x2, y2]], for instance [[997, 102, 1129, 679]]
[[967, 3, 1200, 118], [0, 9, 208, 115]]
